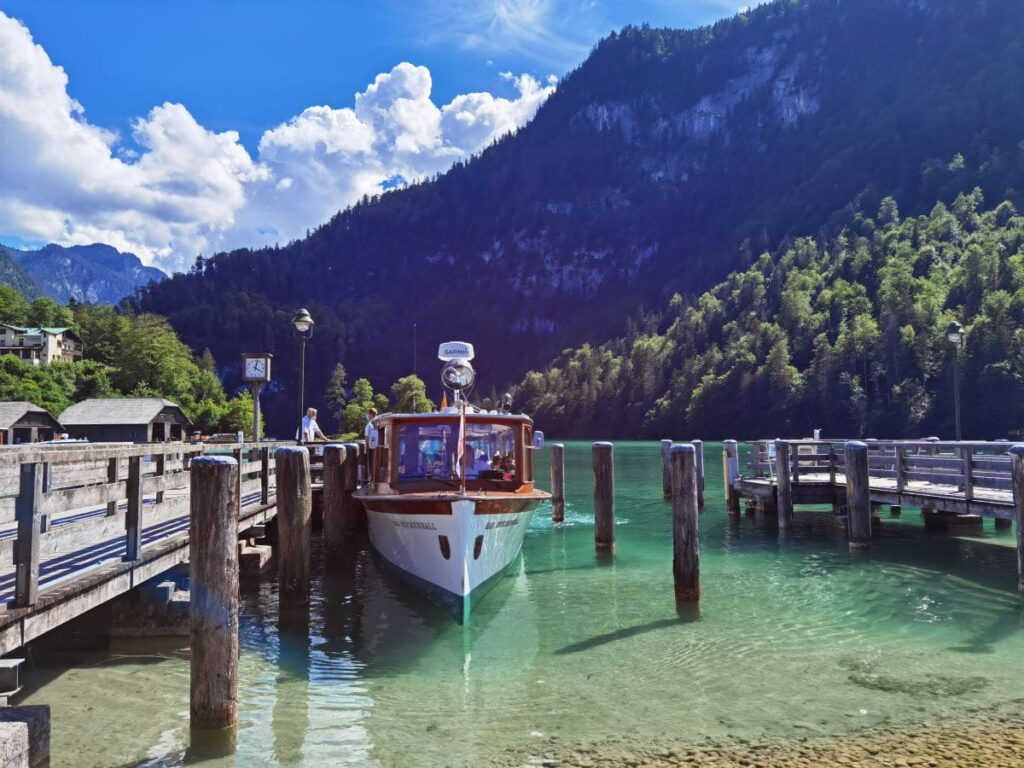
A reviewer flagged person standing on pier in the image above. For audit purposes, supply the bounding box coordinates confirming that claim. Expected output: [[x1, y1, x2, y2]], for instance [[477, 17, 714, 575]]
[[364, 407, 378, 446], [297, 407, 327, 443]]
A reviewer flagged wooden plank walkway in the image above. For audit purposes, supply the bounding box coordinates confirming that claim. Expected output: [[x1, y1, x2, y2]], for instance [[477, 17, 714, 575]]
[[0, 441, 296, 655]]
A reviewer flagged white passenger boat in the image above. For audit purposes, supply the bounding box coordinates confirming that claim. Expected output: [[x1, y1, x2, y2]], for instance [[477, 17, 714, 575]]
[[354, 342, 550, 623]]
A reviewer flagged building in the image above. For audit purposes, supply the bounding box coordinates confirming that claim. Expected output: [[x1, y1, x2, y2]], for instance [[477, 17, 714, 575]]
[[0, 402, 64, 444], [0, 325, 84, 365], [59, 398, 192, 443]]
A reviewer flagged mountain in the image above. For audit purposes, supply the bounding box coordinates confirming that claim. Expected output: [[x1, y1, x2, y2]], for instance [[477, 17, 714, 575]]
[[136, 0, 1024, 437], [0, 246, 39, 299], [10, 243, 165, 305]]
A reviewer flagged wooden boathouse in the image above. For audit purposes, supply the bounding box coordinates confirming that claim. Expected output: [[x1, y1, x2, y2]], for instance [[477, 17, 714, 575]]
[[58, 398, 192, 443], [0, 403, 63, 445]]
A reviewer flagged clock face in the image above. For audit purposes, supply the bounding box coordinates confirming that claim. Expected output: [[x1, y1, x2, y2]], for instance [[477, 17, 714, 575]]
[[245, 357, 268, 381]]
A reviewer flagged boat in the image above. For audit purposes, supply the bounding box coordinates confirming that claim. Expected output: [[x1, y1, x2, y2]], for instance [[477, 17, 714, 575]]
[[354, 341, 550, 623]]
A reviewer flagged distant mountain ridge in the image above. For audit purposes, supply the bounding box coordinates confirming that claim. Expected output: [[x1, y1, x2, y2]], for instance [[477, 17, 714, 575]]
[[6, 243, 164, 304], [135, 0, 1024, 437], [0, 247, 39, 299]]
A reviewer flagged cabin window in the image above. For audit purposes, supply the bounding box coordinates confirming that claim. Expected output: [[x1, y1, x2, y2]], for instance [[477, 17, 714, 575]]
[[523, 426, 534, 482], [393, 420, 519, 482], [396, 422, 457, 481], [465, 423, 516, 479]]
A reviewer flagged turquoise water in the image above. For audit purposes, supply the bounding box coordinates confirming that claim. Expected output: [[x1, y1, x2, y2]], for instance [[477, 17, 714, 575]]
[[20, 441, 1024, 767]]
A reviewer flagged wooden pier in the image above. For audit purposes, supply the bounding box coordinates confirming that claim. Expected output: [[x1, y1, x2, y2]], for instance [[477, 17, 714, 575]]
[[728, 439, 1024, 582]]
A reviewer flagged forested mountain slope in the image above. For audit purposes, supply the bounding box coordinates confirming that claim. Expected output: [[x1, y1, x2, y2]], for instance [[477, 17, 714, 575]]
[[137, 0, 1024, 435], [516, 189, 1024, 439]]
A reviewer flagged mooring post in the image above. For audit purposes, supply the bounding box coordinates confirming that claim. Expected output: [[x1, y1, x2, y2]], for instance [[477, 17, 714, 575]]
[[342, 442, 363, 534], [661, 439, 672, 499], [275, 447, 312, 604], [692, 439, 705, 510], [723, 440, 740, 515], [845, 441, 871, 550], [1011, 446, 1024, 593], [593, 442, 615, 552], [775, 439, 793, 529], [13, 462, 42, 608], [189, 455, 240, 735], [671, 444, 700, 602], [550, 443, 565, 523], [322, 444, 347, 553]]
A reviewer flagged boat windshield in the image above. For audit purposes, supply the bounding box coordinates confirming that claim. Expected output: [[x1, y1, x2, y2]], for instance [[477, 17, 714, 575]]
[[395, 420, 517, 482]]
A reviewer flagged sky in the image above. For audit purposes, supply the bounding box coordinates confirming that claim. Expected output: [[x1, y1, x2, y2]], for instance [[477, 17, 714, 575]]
[[0, 0, 748, 274]]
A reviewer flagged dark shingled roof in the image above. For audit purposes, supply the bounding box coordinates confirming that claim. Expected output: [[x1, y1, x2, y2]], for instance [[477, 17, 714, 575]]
[[59, 397, 191, 426], [0, 401, 58, 430]]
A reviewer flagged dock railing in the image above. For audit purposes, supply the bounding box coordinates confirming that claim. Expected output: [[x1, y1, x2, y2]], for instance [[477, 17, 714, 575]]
[[0, 441, 294, 609]]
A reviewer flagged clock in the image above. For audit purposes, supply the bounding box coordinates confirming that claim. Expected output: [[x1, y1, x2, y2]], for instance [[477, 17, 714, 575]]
[[242, 353, 272, 383]]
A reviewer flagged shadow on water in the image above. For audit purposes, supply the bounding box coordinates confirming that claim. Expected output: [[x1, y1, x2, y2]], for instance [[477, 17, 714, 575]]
[[273, 605, 311, 765], [554, 615, 698, 656]]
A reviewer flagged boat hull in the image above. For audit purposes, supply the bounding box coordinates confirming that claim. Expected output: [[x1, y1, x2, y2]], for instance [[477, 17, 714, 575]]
[[361, 496, 541, 622]]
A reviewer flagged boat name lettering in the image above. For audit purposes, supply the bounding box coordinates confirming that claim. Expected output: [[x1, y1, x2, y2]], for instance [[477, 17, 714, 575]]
[[391, 520, 438, 530], [485, 519, 518, 530]]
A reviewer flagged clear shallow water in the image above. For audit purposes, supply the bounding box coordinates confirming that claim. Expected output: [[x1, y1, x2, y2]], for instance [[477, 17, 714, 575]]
[[20, 441, 1024, 767]]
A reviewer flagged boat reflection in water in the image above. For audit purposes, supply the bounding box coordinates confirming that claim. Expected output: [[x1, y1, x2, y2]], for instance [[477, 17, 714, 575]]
[[354, 342, 549, 623]]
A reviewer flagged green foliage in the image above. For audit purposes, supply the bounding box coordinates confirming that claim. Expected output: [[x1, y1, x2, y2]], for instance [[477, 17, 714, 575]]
[[326, 363, 348, 426], [341, 378, 389, 434], [0, 285, 29, 325], [517, 192, 1024, 439], [0, 356, 116, 416], [390, 375, 435, 414], [27, 297, 74, 329]]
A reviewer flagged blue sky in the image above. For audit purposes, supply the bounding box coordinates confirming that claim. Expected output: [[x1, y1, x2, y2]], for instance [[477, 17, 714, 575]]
[[0, 0, 747, 270]]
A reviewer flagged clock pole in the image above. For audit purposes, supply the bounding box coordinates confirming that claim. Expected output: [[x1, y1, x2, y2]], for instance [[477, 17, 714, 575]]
[[252, 381, 261, 441]]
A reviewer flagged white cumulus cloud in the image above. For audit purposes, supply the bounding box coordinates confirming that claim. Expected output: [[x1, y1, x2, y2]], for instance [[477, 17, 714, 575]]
[[0, 12, 555, 273]]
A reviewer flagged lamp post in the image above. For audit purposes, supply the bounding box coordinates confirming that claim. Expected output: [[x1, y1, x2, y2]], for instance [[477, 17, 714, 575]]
[[946, 319, 963, 441], [292, 309, 315, 443]]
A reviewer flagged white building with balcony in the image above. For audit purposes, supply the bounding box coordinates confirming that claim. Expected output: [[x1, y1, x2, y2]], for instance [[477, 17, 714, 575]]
[[0, 325, 84, 365]]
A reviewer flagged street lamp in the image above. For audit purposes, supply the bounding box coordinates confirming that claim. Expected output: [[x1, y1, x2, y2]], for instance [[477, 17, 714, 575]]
[[292, 308, 315, 442], [945, 319, 963, 441]]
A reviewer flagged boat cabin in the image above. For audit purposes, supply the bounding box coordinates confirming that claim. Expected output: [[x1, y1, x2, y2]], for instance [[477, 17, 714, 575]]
[[367, 411, 536, 494]]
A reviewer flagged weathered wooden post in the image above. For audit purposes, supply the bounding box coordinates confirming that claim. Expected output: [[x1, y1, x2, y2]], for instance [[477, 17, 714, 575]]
[[723, 440, 740, 515], [593, 442, 614, 552], [260, 446, 271, 505], [661, 439, 672, 499], [13, 462, 42, 608], [671, 444, 700, 602], [845, 441, 871, 550], [550, 443, 565, 523], [189, 455, 240, 735], [692, 439, 705, 511], [1011, 445, 1024, 593], [322, 444, 347, 553], [775, 439, 793, 529], [275, 447, 312, 604], [124, 455, 143, 561], [342, 442, 362, 534]]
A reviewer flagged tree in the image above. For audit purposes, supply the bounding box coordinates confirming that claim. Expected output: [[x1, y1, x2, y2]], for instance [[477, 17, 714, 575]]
[[27, 297, 74, 329], [390, 375, 434, 414], [341, 378, 389, 434], [326, 363, 348, 427], [198, 348, 217, 373], [0, 286, 29, 325]]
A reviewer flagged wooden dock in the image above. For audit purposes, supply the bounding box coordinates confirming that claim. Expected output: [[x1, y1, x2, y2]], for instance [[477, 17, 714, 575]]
[[0, 440, 297, 656]]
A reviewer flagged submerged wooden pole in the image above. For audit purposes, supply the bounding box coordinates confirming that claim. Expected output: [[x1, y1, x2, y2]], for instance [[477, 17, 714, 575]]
[[661, 439, 672, 499], [723, 440, 740, 515], [550, 443, 565, 523], [275, 447, 312, 604], [322, 444, 347, 553], [692, 439, 705, 511], [190, 456, 240, 733], [671, 444, 700, 602], [845, 441, 871, 550], [775, 439, 793, 529], [1011, 445, 1024, 593], [593, 442, 615, 552]]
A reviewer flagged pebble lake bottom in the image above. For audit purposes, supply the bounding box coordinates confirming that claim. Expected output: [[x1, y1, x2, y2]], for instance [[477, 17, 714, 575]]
[[18, 442, 1024, 767]]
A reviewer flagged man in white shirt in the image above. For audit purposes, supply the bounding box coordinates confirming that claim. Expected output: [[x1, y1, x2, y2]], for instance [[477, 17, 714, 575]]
[[297, 407, 327, 442], [364, 408, 378, 444]]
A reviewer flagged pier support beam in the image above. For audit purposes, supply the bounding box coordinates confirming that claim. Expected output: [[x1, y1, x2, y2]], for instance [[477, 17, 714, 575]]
[[1011, 446, 1024, 593], [671, 444, 700, 602], [775, 439, 793, 529], [276, 447, 312, 605], [661, 440, 672, 499], [692, 439, 705, 511], [845, 441, 871, 550], [189, 456, 239, 737], [593, 442, 615, 552], [723, 440, 740, 516], [322, 444, 348, 553], [550, 444, 565, 523]]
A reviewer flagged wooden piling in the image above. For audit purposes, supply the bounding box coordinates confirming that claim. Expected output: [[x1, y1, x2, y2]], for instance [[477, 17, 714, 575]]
[[723, 440, 740, 515], [592, 442, 614, 552], [322, 444, 347, 553], [661, 439, 672, 499], [692, 439, 705, 511], [845, 441, 871, 550], [671, 444, 700, 602], [342, 442, 362, 534], [275, 447, 312, 604], [775, 439, 793, 529], [189, 455, 240, 733], [1011, 445, 1024, 593], [550, 443, 565, 523]]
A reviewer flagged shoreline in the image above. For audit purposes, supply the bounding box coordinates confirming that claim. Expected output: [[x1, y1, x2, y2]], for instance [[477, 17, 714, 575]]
[[499, 702, 1024, 767]]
